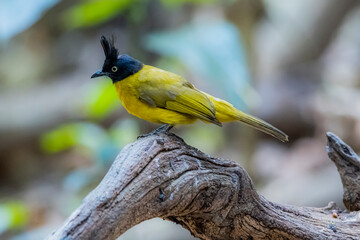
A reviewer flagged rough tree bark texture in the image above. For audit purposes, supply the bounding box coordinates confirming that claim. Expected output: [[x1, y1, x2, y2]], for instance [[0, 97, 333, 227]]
[[327, 132, 360, 212], [47, 132, 360, 240]]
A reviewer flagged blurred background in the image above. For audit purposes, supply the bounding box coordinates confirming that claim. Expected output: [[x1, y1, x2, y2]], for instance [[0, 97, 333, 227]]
[[1, 0, 360, 239]]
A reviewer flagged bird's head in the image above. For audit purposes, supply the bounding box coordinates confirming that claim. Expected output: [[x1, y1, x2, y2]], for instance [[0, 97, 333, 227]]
[[91, 36, 143, 83]]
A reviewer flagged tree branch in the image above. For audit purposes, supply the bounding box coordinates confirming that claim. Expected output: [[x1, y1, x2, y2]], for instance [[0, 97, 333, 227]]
[[47, 132, 360, 240], [327, 132, 360, 211]]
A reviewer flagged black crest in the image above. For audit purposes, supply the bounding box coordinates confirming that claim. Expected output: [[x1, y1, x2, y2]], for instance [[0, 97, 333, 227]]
[[100, 35, 118, 62], [94, 35, 143, 82]]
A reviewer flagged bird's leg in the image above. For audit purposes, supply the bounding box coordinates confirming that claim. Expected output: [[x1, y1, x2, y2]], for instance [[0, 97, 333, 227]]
[[155, 124, 174, 133], [138, 124, 174, 139]]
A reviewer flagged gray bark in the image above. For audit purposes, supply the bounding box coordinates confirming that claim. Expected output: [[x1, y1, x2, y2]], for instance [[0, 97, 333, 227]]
[[47, 132, 360, 240], [327, 132, 360, 211]]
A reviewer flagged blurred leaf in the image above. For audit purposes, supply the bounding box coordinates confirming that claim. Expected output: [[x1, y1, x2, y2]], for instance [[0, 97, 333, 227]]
[[125, 1, 148, 23], [61, 0, 134, 29], [0, 202, 28, 234], [96, 142, 119, 166], [40, 124, 78, 153], [182, 123, 225, 154], [12, 225, 61, 240], [83, 78, 121, 119], [63, 167, 100, 193], [0, 0, 59, 41], [145, 21, 252, 109], [160, 0, 230, 8], [40, 121, 123, 166], [110, 119, 140, 148], [40, 122, 109, 154]]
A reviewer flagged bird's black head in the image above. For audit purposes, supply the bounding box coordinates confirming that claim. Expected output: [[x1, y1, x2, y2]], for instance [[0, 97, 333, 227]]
[[91, 36, 143, 83]]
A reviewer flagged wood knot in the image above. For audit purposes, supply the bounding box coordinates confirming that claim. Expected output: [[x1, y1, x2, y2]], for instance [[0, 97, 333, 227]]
[[159, 188, 165, 202]]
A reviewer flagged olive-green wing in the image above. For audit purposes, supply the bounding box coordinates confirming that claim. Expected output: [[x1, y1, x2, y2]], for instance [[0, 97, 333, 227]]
[[137, 67, 221, 126]]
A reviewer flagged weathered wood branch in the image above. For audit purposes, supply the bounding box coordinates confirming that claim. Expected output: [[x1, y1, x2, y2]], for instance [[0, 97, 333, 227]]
[[327, 132, 360, 211], [47, 132, 360, 240]]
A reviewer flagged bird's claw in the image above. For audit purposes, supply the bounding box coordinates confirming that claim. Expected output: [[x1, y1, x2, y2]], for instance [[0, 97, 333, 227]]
[[137, 124, 174, 139]]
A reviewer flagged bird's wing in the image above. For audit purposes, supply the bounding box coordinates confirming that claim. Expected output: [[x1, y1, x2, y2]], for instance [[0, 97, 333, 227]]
[[137, 66, 221, 126]]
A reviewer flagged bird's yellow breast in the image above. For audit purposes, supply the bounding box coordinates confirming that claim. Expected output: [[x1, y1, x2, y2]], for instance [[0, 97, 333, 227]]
[[113, 65, 196, 125]]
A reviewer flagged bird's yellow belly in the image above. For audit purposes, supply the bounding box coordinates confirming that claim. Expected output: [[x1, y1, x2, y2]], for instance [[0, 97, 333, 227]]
[[114, 82, 196, 125]]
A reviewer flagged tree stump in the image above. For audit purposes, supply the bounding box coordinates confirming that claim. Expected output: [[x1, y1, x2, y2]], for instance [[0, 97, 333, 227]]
[[47, 132, 360, 240]]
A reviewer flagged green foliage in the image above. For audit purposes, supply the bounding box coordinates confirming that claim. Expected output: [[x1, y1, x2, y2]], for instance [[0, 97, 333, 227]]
[[40, 124, 78, 153], [40, 120, 140, 193], [40, 120, 139, 161], [60, 0, 231, 29], [1, 0, 233, 39], [160, 0, 217, 8], [84, 78, 121, 119], [182, 124, 225, 154], [0, 202, 28, 234], [61, 0, 134, 29], [40, 122, 108, 154], [109, 119, 140, 148]]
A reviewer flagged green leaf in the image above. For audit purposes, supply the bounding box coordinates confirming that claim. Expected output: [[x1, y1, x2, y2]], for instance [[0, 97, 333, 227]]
[[0, 202, 28, 234], [40, 122, 109, 153], [61, 0, 133, 29], [160, 0, 219, 8], [109, 119, 140, 148], [182, 123, 225, 154], [84, 78, 121, 119], [40, 124, 79, 153]]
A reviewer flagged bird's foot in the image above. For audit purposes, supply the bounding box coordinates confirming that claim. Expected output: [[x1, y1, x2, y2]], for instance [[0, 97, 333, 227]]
[[137, 124, 174, 139]]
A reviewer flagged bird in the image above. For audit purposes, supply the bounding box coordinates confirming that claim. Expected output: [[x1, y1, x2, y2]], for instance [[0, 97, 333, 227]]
[[91, 36, 288, 142]]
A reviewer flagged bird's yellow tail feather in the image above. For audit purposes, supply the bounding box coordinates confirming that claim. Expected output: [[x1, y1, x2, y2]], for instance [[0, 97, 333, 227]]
[[234, 110, 288, 142], [204, 93, 288, 142]]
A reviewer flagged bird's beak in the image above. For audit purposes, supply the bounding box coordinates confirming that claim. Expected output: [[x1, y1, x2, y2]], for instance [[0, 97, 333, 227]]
[[91, 70, 107, 78]]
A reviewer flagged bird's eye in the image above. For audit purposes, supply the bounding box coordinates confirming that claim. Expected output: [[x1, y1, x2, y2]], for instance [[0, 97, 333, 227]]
[[111, 66, 118, 72]]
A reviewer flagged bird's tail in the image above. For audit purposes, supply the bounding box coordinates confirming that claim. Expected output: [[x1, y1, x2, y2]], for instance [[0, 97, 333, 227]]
[[204, 93, 288, 142], [234, 110, 288, 142]]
